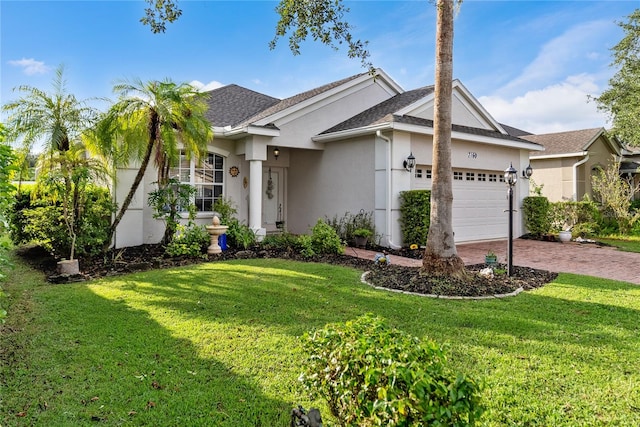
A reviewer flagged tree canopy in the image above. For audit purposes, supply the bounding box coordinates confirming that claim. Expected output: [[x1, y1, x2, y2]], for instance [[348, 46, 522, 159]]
[[595, 9, 640, 147]]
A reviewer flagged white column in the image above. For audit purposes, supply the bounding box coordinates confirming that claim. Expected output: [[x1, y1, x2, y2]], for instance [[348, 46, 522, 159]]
[[249, 159, 265, 240]]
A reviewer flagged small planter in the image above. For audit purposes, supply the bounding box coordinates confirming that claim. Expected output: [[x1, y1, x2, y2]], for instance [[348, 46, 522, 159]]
[[558, 231, 572, 243], [485, 255, 497, 265], [353, 236, 368, 248], [57, 259, 80, 275]]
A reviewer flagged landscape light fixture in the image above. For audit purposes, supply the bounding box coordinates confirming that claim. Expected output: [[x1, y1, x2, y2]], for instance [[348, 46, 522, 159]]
[[403, 152, 416, 172], [505, 163, 518, 276]]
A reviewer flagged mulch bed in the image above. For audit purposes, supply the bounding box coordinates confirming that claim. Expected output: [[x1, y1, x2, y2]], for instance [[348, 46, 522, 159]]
[[15, 243, 557, 297]]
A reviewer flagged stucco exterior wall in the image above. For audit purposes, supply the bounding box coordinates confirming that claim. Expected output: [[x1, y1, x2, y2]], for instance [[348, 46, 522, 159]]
[[286, 136, 376, 235], [267, 81, 395, 150]]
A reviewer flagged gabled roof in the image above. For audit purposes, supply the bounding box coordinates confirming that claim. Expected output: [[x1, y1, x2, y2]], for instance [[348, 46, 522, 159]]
[[318, 86, 540, 147], [523, 128, 614, 157], [500, 123, 532, 137], [203, 84, 279, 127], [238, 71, 372, 127], [321, 86, 435, 134]]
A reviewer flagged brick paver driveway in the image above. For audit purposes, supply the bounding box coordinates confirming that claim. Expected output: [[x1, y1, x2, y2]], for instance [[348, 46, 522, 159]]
[[457, 239, 639, 284], [347, 239, 640, 285]]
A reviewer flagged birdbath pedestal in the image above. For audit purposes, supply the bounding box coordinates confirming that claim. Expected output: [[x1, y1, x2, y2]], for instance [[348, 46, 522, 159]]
[[206, 215, 229, 255]]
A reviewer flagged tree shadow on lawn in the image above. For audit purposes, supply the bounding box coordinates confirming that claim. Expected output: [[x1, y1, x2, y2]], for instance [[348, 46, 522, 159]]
[[1, 282, 293, 426], [97, 259, 640, 355]]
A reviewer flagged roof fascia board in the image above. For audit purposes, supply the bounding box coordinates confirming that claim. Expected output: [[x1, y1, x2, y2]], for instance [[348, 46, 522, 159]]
[[450, 80, 508, 134], [222, 125, 280, 138], [394, 80, 507, 135], [531, 151, 588, 160], [253, 70, 403, 127], [314, 121, 544, 151]]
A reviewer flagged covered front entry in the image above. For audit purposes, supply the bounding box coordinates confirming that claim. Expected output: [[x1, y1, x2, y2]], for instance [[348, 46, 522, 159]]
[[262, 166, 286, 233]]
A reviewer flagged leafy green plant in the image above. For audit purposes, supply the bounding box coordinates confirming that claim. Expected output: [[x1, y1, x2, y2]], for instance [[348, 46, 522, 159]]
[[522, 196, 551, 237], [300, 314, 484, 426], [8, 184, 114, 258], [0, 239, 10, 324], [399, 190, 431, 247], [148, 177, 197, 244], [212, 197, 256, 250], [165, 223, 209, 257], [352, 228, 372, 238], [591, 160, 640, 234], [311, 219, 343, 255], [325, 210, 376, 244]]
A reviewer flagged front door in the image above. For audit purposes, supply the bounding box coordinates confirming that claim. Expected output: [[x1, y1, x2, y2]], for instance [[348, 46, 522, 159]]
[[262, 166, 285, 232]]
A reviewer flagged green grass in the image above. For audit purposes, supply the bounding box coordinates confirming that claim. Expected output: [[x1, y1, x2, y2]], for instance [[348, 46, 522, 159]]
[[1, 256, 640, 426], [597, 235, 640, 253]]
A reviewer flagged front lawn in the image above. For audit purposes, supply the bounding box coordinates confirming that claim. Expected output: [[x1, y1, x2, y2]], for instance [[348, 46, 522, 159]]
[[1, 257, 639, 426], [597, 236, 640, 253]]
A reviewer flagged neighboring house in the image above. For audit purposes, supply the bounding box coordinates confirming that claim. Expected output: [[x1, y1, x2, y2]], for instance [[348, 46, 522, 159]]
[[113, 69, 543, 249], [523, 128, 634, 202]]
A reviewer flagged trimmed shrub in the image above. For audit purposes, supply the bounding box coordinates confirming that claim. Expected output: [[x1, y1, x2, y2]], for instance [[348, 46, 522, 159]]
[[311, 219, 343, 255], [548, 200, 600, 236], [399, 190, 430, 247], [300, 314, 483, 426], [522, 196, 550, 237]]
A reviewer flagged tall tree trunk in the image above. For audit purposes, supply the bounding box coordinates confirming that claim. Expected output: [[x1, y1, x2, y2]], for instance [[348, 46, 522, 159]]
[[422, 0, 465, 277], [104, 111, 159, 250]]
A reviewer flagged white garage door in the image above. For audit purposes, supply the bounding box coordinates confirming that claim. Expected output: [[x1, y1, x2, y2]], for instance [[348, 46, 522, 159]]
[[413, 167, 509, 242]]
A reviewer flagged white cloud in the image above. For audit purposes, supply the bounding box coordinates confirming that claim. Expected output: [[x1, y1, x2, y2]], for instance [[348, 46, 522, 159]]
[[189, 80, 224, 92], [500, 19, 613, 97], [480, 74, 610, 134], [8, 58, 51, 75]]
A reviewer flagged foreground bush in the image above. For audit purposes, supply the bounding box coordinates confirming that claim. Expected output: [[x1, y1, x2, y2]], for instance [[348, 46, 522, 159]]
[[300, 314, 483, 426]]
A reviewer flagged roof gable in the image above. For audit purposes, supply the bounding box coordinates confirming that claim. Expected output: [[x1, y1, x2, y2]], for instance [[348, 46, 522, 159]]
[[395, 80, 507, 133], [524, 128, 619, 157], [238, 69, 403, 129]]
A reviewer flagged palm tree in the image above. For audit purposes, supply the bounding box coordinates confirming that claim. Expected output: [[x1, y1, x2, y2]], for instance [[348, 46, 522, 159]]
[[95, 78, 213, 248], [422, 0, 466, 277], [2, 66, 108, 264], [2, 66, 97, 154]]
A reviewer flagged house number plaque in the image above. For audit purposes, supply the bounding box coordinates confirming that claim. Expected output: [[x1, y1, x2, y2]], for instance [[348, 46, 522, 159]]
[[468, 152, 478, 159]]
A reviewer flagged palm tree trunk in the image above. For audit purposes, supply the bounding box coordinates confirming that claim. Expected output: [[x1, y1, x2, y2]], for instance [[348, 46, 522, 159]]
[[104, 111, 159, 250], [422, 0, 465, 277]]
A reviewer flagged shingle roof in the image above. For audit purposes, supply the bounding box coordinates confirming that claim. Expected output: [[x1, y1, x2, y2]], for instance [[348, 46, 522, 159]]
[[236, 72, 370, 127], [522, 128, 604, 156], [320, 86, 539, 145], [321, 86, 435, 134], [500, 123, 532, 137], [203, 84, 280, 127]]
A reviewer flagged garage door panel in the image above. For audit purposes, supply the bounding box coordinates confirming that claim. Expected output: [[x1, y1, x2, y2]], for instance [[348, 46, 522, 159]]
[[411, 168, 511, 242]]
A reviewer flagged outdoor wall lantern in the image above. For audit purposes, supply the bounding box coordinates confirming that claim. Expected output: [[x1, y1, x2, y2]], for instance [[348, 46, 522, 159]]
[[273, 147, 280, 160], [504, 163, 518, 276], [403, 152, 416, 172], [522, 163, 533, 179]]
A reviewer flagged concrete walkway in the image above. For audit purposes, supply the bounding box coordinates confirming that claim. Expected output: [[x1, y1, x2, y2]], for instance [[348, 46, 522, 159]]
[[346, 239, 640, 285]]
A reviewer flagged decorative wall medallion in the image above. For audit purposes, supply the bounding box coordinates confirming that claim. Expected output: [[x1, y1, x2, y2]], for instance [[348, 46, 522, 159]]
[[229, 166, 240, 177]]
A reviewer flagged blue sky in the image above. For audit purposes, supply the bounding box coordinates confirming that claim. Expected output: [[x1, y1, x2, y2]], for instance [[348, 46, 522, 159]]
[[1, 0, 638, 134]]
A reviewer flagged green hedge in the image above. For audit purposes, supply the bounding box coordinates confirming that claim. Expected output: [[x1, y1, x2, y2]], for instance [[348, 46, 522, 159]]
[[399, 190, 430, 247], [8, 185, 115, 258], [522, 196, 551, 237]]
